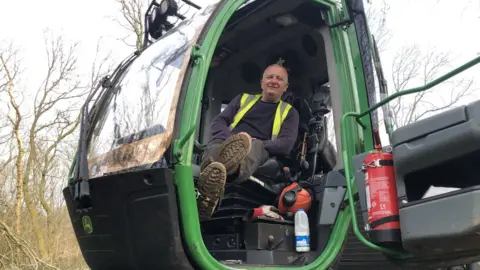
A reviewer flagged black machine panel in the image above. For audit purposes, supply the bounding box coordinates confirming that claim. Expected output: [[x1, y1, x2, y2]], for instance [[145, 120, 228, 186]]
[[391, 100, 480, 264], [64, 168, 193, 270]]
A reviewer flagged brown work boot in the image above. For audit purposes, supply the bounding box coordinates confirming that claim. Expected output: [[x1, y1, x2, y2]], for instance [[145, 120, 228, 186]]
[[217, 132, 252, 174], [197, 162, 227, 221]]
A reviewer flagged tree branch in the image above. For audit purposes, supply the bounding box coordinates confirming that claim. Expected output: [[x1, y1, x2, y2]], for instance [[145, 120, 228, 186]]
[[0, 49, 24, 235], [388, 45, 475, 129], [116, 0, 146, 50], [0, 220, 61, 270]]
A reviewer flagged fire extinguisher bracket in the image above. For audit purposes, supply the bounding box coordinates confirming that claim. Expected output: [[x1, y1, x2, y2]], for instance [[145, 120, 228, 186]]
[[361, 159, 394, 171], [368, 215, 400, 230]]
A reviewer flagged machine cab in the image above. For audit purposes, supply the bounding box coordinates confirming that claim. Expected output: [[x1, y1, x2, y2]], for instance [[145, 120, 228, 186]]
[[64, 0, 480, 269]]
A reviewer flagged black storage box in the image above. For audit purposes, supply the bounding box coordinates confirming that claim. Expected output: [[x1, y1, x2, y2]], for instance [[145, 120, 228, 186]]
[[243, 219, 295, 252], [392, 99, 480, 257]]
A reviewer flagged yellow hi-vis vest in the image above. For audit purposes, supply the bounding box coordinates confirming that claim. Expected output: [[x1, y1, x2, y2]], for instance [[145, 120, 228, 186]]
[[229, 93, 292, 140]]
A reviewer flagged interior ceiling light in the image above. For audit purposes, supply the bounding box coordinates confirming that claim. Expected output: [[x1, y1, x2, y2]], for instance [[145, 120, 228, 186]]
[[275, 14, 298, 26]]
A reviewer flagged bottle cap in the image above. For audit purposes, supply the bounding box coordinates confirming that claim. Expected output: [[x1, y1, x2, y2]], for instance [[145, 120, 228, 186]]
[[298, 208, 304, 212]]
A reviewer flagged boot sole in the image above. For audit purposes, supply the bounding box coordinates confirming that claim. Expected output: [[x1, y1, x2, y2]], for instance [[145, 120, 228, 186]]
[[197, 162, 227, 221], [217, 133, 252, 174]]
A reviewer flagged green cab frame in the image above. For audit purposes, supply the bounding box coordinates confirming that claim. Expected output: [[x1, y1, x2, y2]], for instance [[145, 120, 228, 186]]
[[173, 0, 375, 269]]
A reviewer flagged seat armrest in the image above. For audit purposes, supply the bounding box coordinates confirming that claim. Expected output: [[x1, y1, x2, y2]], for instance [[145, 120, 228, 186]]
[[194, 140, 206, 155]]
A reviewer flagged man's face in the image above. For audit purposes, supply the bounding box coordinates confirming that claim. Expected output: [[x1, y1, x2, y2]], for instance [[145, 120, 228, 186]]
[[260, 65, 288, 102]]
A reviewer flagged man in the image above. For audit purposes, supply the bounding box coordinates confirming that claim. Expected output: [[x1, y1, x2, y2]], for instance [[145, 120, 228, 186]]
[[196, 62, 300, 221]]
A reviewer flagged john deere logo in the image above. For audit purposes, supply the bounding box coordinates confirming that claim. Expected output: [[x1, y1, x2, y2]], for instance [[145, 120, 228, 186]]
[[82, 216, 93, 234]]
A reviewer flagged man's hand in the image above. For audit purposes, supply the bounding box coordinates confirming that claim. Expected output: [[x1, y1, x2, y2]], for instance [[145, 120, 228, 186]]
[[252, 205, 284, 220]]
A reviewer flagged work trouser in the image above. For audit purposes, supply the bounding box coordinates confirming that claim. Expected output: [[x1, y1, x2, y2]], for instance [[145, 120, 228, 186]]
[[200, 138, 269, 183]]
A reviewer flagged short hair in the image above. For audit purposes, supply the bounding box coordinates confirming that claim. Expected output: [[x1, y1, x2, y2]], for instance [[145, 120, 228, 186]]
[[264, 58, 289, 82]]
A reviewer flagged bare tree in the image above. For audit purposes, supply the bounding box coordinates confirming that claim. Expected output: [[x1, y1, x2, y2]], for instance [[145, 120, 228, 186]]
[[0, 43, 24, 234], [365, 1, 475, 132], [0, 220, 60, 270], [388, 46, 475, 129], [0, 44, 16, 184], [365, 0, 391, 53], [116, 0, 147, 50], [12, 32, 84, 259], [0, 29, 112, 266]]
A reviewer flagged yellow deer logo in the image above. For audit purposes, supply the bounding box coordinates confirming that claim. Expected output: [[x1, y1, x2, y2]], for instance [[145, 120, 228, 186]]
[[82, 216, 94, 234]]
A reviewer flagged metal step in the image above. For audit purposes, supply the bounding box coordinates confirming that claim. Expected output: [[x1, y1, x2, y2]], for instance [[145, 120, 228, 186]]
[[337, 206, 429, 270]]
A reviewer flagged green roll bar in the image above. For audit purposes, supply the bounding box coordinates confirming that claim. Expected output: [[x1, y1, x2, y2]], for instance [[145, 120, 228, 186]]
[[340, 55, 480, 257]]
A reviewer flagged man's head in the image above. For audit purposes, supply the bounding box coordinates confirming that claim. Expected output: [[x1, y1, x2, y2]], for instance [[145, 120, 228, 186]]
[[260, 63, 289, 103]]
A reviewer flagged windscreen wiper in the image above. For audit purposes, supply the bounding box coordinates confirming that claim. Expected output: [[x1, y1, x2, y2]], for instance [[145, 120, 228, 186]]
[[372, 36, 394, 142], [72, 52, 139, 210], [86, 53, 138, 141]]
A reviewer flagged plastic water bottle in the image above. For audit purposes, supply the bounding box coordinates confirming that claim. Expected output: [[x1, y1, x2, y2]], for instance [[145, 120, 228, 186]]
[[294, 208, 310, 252]]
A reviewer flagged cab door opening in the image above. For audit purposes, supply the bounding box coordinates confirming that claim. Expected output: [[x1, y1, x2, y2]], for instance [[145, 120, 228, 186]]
[[192, 0, 344, 266]]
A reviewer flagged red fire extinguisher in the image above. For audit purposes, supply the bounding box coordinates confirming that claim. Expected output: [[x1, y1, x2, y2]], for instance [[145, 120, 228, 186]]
[[362, 130, 402, 248]]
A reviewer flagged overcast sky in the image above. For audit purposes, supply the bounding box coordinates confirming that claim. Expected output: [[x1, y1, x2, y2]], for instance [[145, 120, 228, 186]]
[[1, 0, 479, 196], [379, 0, 479, 93], [2, 0, 478, 95]]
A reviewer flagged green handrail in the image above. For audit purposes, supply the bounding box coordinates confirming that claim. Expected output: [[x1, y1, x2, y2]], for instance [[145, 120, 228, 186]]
[[340, 55, 480, 256], [357, 55, 480, 120]]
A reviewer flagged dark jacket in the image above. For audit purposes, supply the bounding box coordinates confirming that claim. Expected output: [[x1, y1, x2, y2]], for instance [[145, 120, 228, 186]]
[[210, 94, 299, 156]]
